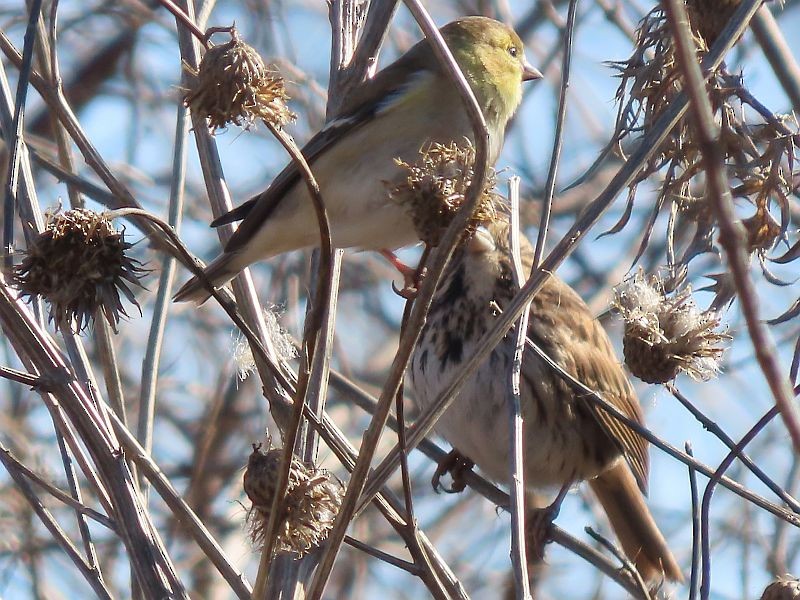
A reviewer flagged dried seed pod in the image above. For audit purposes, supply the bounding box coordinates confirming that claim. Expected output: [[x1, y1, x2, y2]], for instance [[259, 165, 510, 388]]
[[387, 141, 498, 247], [612, 269, 729, 383], [12, 208, 146, 333], [244, 442, 343, 558], [761, 576, 800, 600], [184, 27, 295, 131]]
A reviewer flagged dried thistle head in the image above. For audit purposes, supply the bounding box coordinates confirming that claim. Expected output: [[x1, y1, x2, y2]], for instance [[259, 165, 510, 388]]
[[184, 27, 295, 131], [761, 576, 800, 600], [607, 4, 799, 307], [612, 269, 729, 384], [388, 141, 498, 247], [12, 208, 146, 333], [243, 442, 343, 558]]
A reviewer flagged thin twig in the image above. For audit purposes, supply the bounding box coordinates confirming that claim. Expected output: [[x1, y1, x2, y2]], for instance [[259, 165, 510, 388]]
[[136, 94, 189, 495], [585, 527, 651, 600], [533, 0, 577, 269], [3, 0, 43, 272], [0, 444, 115, 530], [667, 383, 800, 511], [507, 177, 532, 600], [699, 407, 780, 599], [0, 444, 114, 600], [686, 442, 701, 600]]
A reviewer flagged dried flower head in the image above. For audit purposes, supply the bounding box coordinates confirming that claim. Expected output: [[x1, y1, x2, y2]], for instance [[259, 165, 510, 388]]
[[13, 208, 146, 333], [607, 5, 798, 309], [612, 269, 729, 383], [184, 27, 295, 131], [761, 576, 800, 600], [388, 141, 498, 247], [243, 442, 343, 558]]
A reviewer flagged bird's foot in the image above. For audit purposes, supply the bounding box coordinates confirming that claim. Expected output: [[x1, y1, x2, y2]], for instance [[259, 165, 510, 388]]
[[380, 249, 426, 299], [525, 484, 571, 561], [432, 450, 474, 493]]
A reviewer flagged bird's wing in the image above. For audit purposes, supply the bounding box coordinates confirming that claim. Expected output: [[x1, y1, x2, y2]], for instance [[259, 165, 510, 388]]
[[526, 275, 650, 493], [217, 40, 435, 254]]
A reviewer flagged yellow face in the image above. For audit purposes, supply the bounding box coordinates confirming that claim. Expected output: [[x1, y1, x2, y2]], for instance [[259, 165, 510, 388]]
[[442, 17, 541, 123]]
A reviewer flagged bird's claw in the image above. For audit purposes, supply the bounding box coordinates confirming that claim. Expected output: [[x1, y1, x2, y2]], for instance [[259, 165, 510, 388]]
[[432, 450, 474, 493], [525, 504, 560, 561], [525, 484, 570, 561]]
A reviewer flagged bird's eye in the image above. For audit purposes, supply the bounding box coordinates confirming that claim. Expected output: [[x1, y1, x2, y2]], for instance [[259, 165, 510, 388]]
[[508, 46, 518, 57]]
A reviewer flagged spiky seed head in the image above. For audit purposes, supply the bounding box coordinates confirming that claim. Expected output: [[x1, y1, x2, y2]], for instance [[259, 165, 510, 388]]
[[12, 208, 146, 333], [388, 141, 498, 247], [243, 442, 343, 558], [612, 269, 729, 384], [184, 27, 295, 131], [760, 576, 800, 600]]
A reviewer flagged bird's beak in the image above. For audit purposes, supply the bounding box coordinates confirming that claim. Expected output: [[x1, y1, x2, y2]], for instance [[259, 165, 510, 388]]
[[522, 59, 543, 82]]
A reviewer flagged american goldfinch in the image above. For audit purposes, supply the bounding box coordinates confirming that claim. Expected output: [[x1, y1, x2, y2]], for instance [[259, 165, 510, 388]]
[[410, 216, 683, 584], [174, 16, 541, 303]]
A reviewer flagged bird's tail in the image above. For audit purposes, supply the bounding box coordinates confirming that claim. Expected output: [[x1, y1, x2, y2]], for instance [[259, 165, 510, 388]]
[[172, 252, 242, 304], [589, 462, 684, 586]]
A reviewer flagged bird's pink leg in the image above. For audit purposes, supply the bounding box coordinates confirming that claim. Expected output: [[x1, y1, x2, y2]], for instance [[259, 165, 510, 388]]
[[380, 249, 426, 299]]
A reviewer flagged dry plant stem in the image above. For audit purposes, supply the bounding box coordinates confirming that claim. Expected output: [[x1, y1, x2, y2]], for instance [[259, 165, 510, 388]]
[[136, 102, 189, 495], [343, 535, 420, 574], [0, 446, 114, 599], [251, 111, 334, 600], [396, 300, 417, 523], [308, 1, 491, 594], [327, 0, 399, 115], [105, 409, 253, 599], [700, 406, 780, 599], [507, 178, 532, 600], [93, 317, 127, 423], [356, 0, 768, 512], [533, 0, 577, 268], [3, 0, 42, 272], [751, 4, 800, 113], [0, 50, 44, 241], [0, 365, 41, 386], [686, 442, 701, 600], [0, 444, 115, 530], [0, 279, 182, 597], [584, 527, 651, 600], [153, 0, 208, 47], [40, 10, 113, 575], [771, 458, 800, 574], [663, 0, 800, 455], [667, 383, 799, 510], [173, 0, 296, 429]]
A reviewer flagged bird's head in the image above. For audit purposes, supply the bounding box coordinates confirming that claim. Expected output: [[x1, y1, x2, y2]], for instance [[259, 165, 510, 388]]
[[441, 17, 542, 126]]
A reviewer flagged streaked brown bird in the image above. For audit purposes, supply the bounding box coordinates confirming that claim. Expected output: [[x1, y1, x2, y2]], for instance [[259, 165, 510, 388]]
[[409, 217, 683, 584]]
